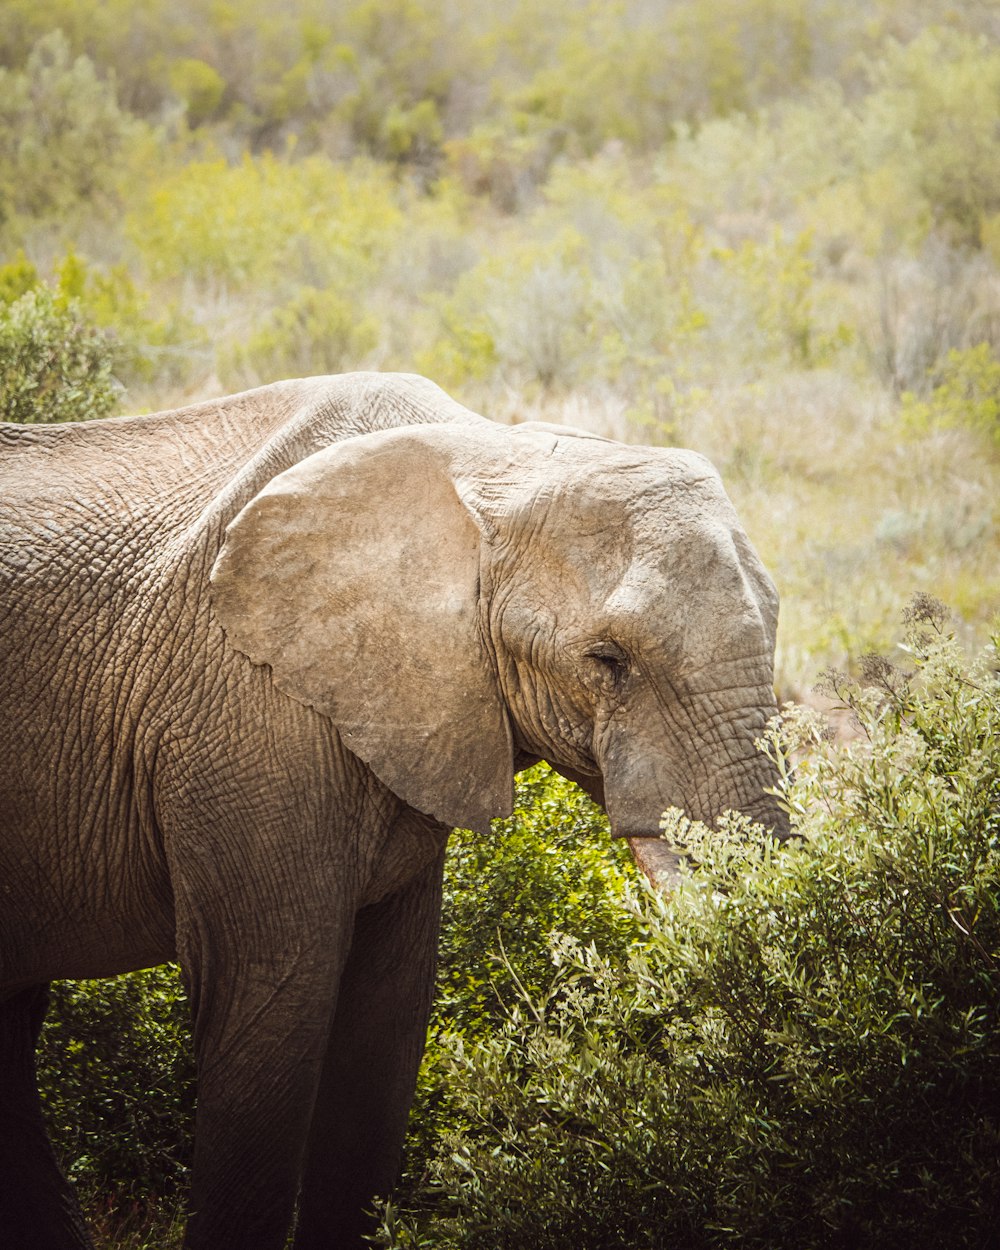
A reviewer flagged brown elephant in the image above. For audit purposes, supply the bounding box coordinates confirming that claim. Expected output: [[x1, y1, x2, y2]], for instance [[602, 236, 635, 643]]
[[0, 372, 787, 1248]]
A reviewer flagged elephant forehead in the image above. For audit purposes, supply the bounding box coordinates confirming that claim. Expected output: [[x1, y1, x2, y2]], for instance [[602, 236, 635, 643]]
[[562, 447, 730, 516], [520, 463, 737, 566], [492, 469, 743, 609]]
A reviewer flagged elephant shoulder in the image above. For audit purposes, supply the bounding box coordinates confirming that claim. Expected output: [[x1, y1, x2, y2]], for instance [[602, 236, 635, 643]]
[[181, 373, 488, 542], [291, 371, 488, 443], [0, 373, 490, 556]]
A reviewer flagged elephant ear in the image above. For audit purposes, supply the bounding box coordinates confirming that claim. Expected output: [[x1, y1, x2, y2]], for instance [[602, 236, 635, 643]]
[[210, 423, 514, 834]]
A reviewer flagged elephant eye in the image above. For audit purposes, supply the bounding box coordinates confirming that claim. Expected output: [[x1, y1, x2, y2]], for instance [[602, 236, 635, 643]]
[[585, 642, 630, 688]]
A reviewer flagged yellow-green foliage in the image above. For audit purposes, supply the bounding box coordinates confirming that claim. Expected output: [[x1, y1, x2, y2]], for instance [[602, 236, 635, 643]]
[[0, 284, 120, 424], [419, 228, 594, 391], [418, 164, 853, 406], [223, 286, 379, 388], [59, 250, 204, 387], [0, 251, 39, 304], [865, 29, 1000, 248], [902, 345, 1000, 444], [128, 153, 406, 291], [709, 230, 818, 368], [169, 59, 227, 127], [419, 160, 715, 397], [0, 31, 142, 227]]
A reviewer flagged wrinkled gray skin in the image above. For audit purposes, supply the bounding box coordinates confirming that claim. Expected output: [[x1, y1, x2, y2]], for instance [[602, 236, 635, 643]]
[[0, 373, 786, 1249]]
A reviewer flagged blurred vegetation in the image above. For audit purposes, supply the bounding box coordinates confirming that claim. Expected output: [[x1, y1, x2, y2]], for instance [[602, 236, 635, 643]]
[[6, 2, 998, 1244], [2, 0, 998, 685]]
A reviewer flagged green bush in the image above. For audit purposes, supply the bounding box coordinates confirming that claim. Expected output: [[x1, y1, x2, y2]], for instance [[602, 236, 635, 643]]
[[0, 249, 40, 304], [51, 250, 207, 390], [433, 766, 634, 1043], [864, 27, 1000, 249], [396, 768, 638, 1183], [128, 153, 404, 291], [0, 284, 120, 423], [381, 600, 1000, 1249], [168, 58, 227, 128], [37, 966, 195, 1210], [0, 249, 203, 412]]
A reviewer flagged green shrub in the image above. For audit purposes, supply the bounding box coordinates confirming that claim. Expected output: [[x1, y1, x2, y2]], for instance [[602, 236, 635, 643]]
[[0, 284, 120, 423], [434, 766, 634, 1042], [864, 27, 1000, 249], [0, 249, 40, 304], [0, 249, 202, 405], [381, 600, 1000, 1249], [396, 766, 637, 1179], [128, 153, 404, 291], [168, 58, 227, 128], [37, 966, 195, 1210], [53, 250, 207, 390]]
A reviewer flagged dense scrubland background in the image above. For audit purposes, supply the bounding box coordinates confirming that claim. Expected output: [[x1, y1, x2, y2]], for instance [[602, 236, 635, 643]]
[[4, 0, 1000, 690], [3, 2, 999, 1246]]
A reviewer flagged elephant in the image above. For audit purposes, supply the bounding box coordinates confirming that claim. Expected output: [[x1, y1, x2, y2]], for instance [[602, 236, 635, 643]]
[[0, 371, 788, 1249]]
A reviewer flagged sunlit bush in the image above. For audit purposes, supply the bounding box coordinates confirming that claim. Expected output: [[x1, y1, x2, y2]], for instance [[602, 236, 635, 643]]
[[168, 58, 227, 128], [0, 250, 203, 407], [863, 28, 1000, 249], [128, 153, 405, 292], [0, 284, 120, 423], [53, 250, 205, 389], [418, 163, 715, 398], [434, 766, 633, 1043], [902, 343, 1000, 445]]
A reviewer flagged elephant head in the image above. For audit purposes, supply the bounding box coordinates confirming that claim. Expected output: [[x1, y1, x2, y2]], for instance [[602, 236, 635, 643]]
[[210, 418, 786, 872]]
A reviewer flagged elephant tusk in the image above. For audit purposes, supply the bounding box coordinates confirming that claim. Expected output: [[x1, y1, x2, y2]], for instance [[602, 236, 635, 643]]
[[626, 837, 683, 890]]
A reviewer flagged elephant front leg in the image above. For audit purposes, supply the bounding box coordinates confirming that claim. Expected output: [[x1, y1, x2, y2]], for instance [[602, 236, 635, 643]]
[[178, 910, 353, 1250], [294, 848, 447, 1250]]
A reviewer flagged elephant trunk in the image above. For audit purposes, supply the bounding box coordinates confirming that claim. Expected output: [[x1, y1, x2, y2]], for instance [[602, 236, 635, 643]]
[[600, 676, 789, 888]]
